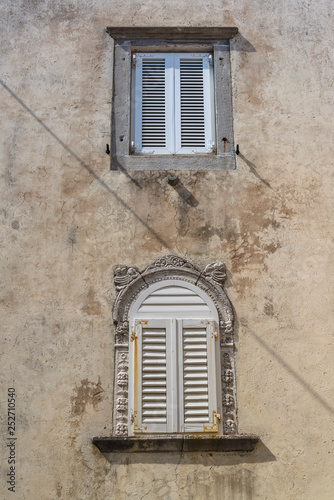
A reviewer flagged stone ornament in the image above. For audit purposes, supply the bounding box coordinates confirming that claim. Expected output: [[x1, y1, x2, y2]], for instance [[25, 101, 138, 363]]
[[202, 261, 227, 287], [112, 255, 237, 436], [146, 254, 195, 270], [115, 321, 129, 345], [113, 350, 129, 436], [114, 266, 140, 292]]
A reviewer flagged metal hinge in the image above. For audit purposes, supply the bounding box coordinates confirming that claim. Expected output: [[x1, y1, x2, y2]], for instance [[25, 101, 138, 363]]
[[203, 411, 221, 433], [131, 411, 147, 432], [132, 54, 137, 67], [130, 329, 137, 342], [131, 321, 147, 341]]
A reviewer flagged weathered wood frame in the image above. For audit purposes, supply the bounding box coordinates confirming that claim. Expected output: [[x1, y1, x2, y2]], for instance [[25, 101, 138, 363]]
[[107, 27, 238, 171]]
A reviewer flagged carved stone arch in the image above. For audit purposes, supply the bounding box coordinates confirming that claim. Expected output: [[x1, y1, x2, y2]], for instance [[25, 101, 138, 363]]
[[112, 255, 237, 436]]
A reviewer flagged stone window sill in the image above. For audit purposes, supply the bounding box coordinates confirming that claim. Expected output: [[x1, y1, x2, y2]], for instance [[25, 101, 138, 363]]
[[92, 435, 259, 453]]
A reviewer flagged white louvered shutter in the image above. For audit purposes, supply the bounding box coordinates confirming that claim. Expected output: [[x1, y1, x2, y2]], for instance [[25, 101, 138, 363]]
[[174, 54, 214, 154], [133, 319, 176, 433], [128, 284, 220, 435], [179, 319, 218, 433], [133, 54, 174, 154], [133, 53, 214, 154]]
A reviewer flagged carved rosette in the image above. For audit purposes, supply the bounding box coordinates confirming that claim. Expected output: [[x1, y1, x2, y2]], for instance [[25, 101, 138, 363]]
[[112, 255, 237, 436]]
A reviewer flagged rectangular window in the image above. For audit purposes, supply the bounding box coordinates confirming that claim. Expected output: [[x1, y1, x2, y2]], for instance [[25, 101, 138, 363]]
[[132, 53, 215, 155], [131, 318, 219, 434], [107, 27, 237, 170]]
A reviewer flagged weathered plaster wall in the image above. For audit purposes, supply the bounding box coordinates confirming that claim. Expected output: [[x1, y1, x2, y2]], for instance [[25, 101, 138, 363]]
[[1, 0, 333, 499]]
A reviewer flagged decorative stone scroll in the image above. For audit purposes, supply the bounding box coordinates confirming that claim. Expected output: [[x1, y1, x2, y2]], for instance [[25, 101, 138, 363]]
[[112, 255, 237, 436]]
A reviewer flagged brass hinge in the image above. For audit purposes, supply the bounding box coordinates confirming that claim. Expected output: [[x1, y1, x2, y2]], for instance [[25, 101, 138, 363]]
[[131, 411, 147, 432], [130, 329, 137, 342], [131, 322, 147, 341], [203, 411, 221, 433]]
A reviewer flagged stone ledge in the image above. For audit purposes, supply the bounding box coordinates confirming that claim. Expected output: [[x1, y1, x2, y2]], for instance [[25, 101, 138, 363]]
[[92, 435, 259, 453], [106, 27, 239, 41]]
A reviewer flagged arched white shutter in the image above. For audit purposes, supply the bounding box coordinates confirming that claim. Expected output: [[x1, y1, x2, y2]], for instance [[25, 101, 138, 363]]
[[129, 283, 220, 435], [179, 319, 218, 432], [133, 319, 168, 433]]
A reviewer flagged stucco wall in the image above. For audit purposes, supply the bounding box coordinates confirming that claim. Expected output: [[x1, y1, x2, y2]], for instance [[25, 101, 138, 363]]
[[1, 1, 333, 499]]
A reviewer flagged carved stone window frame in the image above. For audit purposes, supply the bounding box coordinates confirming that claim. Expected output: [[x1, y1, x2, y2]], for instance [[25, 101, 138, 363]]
[[112, 255, 237, 437]]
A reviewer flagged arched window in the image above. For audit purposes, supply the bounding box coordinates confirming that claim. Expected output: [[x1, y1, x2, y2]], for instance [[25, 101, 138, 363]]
[[128, 281, 220, 434], [112, 255, 237, 437]]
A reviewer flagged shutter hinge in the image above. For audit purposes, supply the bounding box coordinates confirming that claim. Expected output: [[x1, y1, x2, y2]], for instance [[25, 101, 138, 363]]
[[131, 411, 147, 432], [132, 54, 137, 67], [131, 320, 147, 340], [211, 330, 218, 340], [209, 54, 213, 67], [130, 329, 138, 342], [204, 411, 220, 433]]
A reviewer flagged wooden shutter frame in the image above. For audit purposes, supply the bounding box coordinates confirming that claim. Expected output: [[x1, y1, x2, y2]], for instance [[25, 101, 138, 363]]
[[174, 53, 215, 154], [111, 38, 236, 170], [179, 319, 219, 433], [129, 312, 220, 434], [131, 319, 171, 434], [133, 53, 175, 154], [132, 52, 215, 155]]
